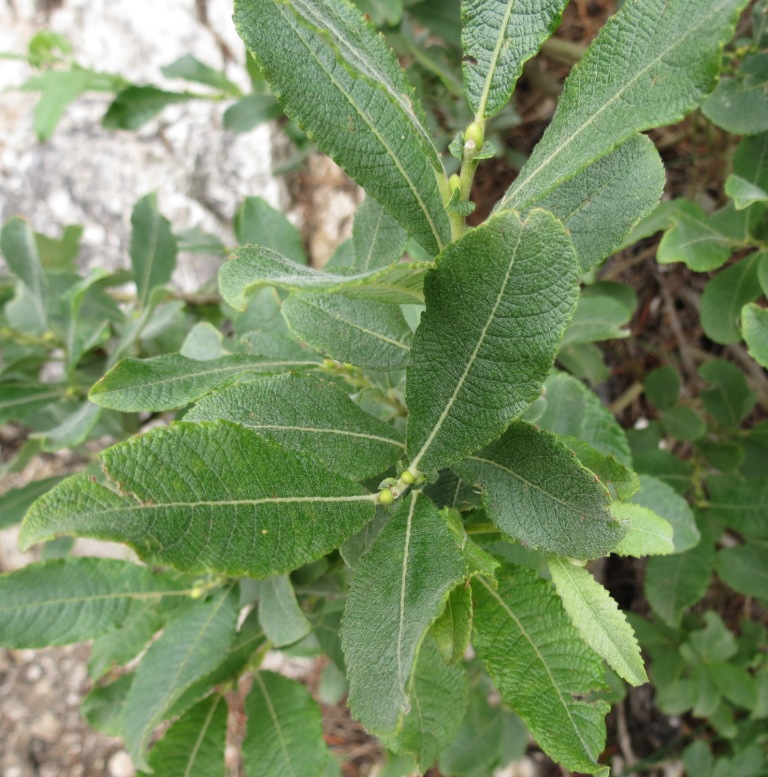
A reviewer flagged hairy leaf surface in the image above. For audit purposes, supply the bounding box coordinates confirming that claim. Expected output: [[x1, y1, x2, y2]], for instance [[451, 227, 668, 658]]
[[406, 209, 579, 473], [234, 196, 306, 264], [20, 421, 375, 577], [257, 575, 311, 647], [352, 196, 408, 270], [611, 503, 675, 557]]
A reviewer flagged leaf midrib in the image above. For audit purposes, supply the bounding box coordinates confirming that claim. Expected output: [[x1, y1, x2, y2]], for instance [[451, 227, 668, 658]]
[[474, 0, 519, 120], [182, 694, 223, 777], [253, 673, 298, 777], [241, 422, 405, 448]]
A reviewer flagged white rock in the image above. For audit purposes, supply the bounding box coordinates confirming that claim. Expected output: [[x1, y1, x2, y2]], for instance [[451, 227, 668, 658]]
[[108, 750, 135, 777], [30, 711, 61, 742]]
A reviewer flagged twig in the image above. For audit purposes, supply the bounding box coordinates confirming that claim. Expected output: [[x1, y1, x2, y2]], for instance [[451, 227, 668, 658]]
[[616, 700, 638, 768]]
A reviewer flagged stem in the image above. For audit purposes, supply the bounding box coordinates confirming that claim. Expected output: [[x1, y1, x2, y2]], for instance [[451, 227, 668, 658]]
[[449, 118, 486, 241]]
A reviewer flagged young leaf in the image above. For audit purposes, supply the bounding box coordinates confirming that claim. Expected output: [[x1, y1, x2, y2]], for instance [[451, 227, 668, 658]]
[[89, 353, 320, 412], [139, 694, 227, 777], [548, 557, 647, 686], [461, 0, 568, 119], [220, 246, 431, 308], [282, 293, 412, 370], [742, 303, 768, 369], [630, 475, 699, 553], [342, 493, 467, 735], [234, 196, 306, 264], [243, 671, 328, 777], [257, 575, 312, 647], [497, 0, 747, 211], [561, 293, 631, 346], [456, 422, 625, 559], [129, 194, 177, 308], [657, 201, 733, 271], [20, 421, 376, 578], [532, 134, 665, 272], [473, 567, 610, 776], [186, 374, 405, 480], [716, 544, 768, 598], [701, 52, 768, 134], [0, 558, 181, 648], [432, 584, 472, 665], [725, 132, 768, 210], [610, 503, 675, 557], [406, 209, 579, 474], [234, 0, 450, 254], [123, 587, 238, 770], [384, 635, 468, 772], [352, 197, 408, 271]]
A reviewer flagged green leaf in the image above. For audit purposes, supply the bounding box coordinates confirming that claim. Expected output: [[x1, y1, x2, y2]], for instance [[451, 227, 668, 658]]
[[726, 176, 768, 210], [243, 671, 328, 777], [710, 662, 758, 711], [384, 634, 468, 771], [561, 293, 631, 346], [0, 475, 64, 530], [123, 587, 238, 769], [645, 530, 714, 626], [473, 567, 610, 776], [257, 575, 312, 647], [129, 194, 177, 308], [700, 253, 764, 344], [161, 54, 242, 95], [352, 197, 408, 270], [82, 674, 133, 737], [611, 502, 675, 557], [497, 0, 747, 211], [645, 366, 681, 411], [34, 401, 102, 452], [1, 217, 48, 330], [533, 134, 665, 271], [716, 543, 768, 599], [657, 201, 733, 271], [234, 0, 450, 254], [431, 584, 472, 665], [701, 53, 768, 134], [630, 474, 699, 553], [186, 374, 405, 480], [20, 421, 376, 577], [89, 353, 319, 412], [282, 293, 413, 370], [139, 695, 227, 777], [707, 479, 768, 538], [660, 406, 707, 442], [548, 557, 647, 685], [406, 209, 579, 474], [353, 0, 403, 26], [454, 422, 625, 559], [0, 558, 181, 648], [564, 438, 640, 501], [235, 287, 309, 360], [742, 303, 768, 368], [220, 247, 431, 308], [35, 223, 83, 271], [234, 196, 306, 264], [180, 322, 226, 361], [700, 358, 756, 426], [461, 0, 568, 119], [342, 493, 467, 734], [0, 383, 65, 424], [103, 86, 199, 130], [223, 94, 283, 133], [726, 132, 768, 210]]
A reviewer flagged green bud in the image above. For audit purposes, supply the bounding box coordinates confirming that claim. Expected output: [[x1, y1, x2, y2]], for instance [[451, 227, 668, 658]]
[[400, 469, 416, 485], [378, 488, 395, 506], [464, 122, 484, 150], [449, 173, 461, 194]]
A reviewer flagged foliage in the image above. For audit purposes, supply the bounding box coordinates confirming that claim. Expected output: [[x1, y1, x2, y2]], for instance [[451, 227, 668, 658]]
[[1, 1, 767, 776]]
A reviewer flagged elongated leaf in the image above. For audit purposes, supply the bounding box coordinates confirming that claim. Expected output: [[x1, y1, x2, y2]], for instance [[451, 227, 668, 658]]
[[282, 293, 412, 370], [548, 557, 646, 685], [454, 422, 625, 559], [473, 568, 610, 776], [1, 217, 48, 329], [743, 303, 768, 369], [35, 401, 102, 452], [139, 695, 227, 777], [497, 0, 747, 211], [0, 383, 65, 423], [243, 671, 328, 777], [432, 584, 472, 665], [342, 493, 467, 734], [130, 194, 177, 308], [234, 196, 306, 264], [124, 587, 238, 769], [462, 0, 567, 118], [162, 54, 242, 94], [234, 0, 450, 254], [0, 558, 181, 649], [103, 86, 199, 130], [611, 503, 675, 557], [0, 475, 64, 530], [258, 575, 311, 647], [406, 209, 579, 473], [384, 635, 468, 771], [89, 353, 319, 412], [716, 544, 768, 598], [701, 52, 768, 134], [20, 421, 376, 577], [220, 246, 431, 308], [352, 196, 408, 270], [533, 134, 665, 271], [186, 374, 404, 480]]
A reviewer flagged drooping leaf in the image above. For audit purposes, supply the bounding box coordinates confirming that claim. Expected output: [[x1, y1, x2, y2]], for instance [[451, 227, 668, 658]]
[[223, 93, 283, 132], [234, 0, 450, 254], [342, 493, 467, 735], [89, 353, 319, 412], [454, 422, 625, 559], [103, 86, 199, 130], [657, 200, 733, 271], [630, 474, 699, 553], [220, 246, 431, 308], [1, 217, 48, 330], [243, 671, 328, 777], [497, 0, 747, 211], [0, 475, 64, 530], [0, 558, 181, 648], [234, 196, 306, 264], [186, 374, 405, 480], [129, 193, 177, 308], [384, 634, 468, 772], [406, 209, 579, 474], [257, 574, 312, 647], [352, 197, 408, 270], [725, 132, 768, 210], [161, 54, 242, 94], [461, 0, 568, 119], [701, 52, 768, 134], [716, 543, 768, 598], [548, 557, 647, 686], [139, 694, 227, 777], [611, 503, 675, 557], [123, 587, 238, 769], [473, 567, 610, 776], [533, 134, 665, 271], [20, 421, 376, 577], [742, 303, 768, 369]]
